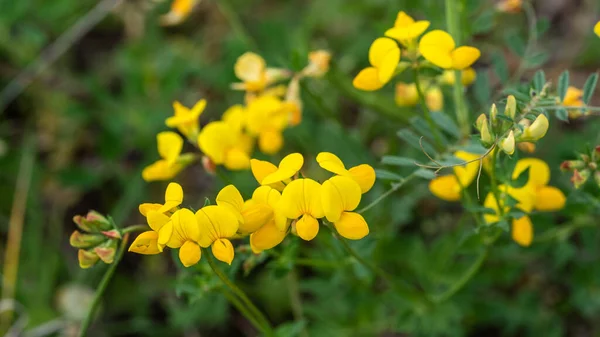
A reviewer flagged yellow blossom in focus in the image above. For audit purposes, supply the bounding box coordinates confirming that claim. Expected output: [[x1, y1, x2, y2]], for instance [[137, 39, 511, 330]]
[[279, 178, 324, 241], [353, 38, 401, 91], [496, 0, 522, 13], [196, 205, 240, 265], [321, 176, 369, 240], [215, 185, 273, 234], [245, 95, 289, 154], [384, 11, 430, 47], [165, 99, 206, 139], [251, 152, 304, 189], [429, 151, 480, 201], [160, 0, 198, 26], [440, 68, 477, 86], [250, 186, 289, 253], [142, 132, 194, 182], [316, 152, 376, 193], [232, 52, 289, 92], [419, 30, 481, 70], [198, 121, 252, 170], [160, 209, 203, 267]]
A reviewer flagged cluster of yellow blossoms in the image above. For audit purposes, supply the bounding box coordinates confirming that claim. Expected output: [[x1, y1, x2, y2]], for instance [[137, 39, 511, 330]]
[[142, 51, 331, 181], [352, 11, 480, 113], [130, 152, 375, 267]]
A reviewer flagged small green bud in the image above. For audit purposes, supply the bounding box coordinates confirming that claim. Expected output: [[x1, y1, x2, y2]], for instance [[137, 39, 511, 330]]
[[505, 95, 517, 119], [73, 210, 112, 233], [94, 240, 118, 264], [69, 231, 106, 249], [475, 114, 487, 131], [480, 120, 494, 146], [78, 249, 100, 269], [571, 169, 590, 189], [560, 160, 585, 172], [500, 131, 515, 155]]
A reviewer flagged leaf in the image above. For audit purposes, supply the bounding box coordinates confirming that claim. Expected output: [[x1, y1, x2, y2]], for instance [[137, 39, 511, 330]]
[[204, 197, 211, 207], [473, 70, 491, 108], [472, 10, 494, 34], [557, 70, 569, 101], [381, 156, 417, 167], [524, 51, 549, 69], [492, 52, 509, 84], [397, 129, 436, 155], [555, 108, 569, 122], [504, 32, 526, 57], [511, 166, 530, 188], [375, 169, 403, 181], [582, 72, 598, 104], [414, 168, 437, 180], [431, 112, 460, 139], [532, 70, 545, 92]]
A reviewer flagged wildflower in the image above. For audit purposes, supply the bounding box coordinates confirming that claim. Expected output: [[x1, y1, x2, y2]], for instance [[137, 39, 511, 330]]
[[301, 50, 331, 78], [215, 185, 273, 234], [596, 21, 600, 37], [395, 82, 419, 107], [198, 121, 252, 170], [251, 152, 304, 190], [505, 95, 517, 119], [166, 99, 206, 139], [161, 209, 203, 267], [483, 158, 566, 246], [245, 95, 289, 154], [279, 178, 324, 240], [321, 176, 369, 239], [232, 52, 289, 92], [518, 114, 549, 142], [418, 30, 481, 70], [316, 152, 376, 193], [429, 151, 480, 201], [250, 186, 289, 253], [500, 130, 515, 155], [159, 0, 198, 26], [425, 86, 443, 112], [480, 118, 494, 145], [384, 11, 430, 46], [496, 0, 522, 13], [284, 77, 303, 126], [142, 132, 194, 182], [71, 211, 120, 268], [440, 68, 477, 86], [353, 38, 401, 91], [196, 205, 240, 264], [561, 86, 586, 118]]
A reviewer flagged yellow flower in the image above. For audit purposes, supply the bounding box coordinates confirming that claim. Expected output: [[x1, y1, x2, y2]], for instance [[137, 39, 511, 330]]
[[159, 209, 203, 267], [166, 99, 206, 139], [279, 178, 324, 241], [245, 95, 289, 154], [483, 158, 566, 246], [353, 38, 401, 91], [425, 86, 443, 112], [429, 151, 480, 201], [562, 86, 587, 118], [232, 52, 289, 92], [198, 121, 252, 170], [321, 176, 369, 240], [251, 153, 304, 190], [418, 30, 480, 70], [284, 77, 303, 126], [159, 0, 198, 26], [440, 68, 477, 86], [316, 152, 376, 193], [395, 82, 419, 107], [215, 185, 273, 234], [196, 205, 240, 265], [301, 50, 331, 78], [596, 21, 600, 37], [142, 132, 194, 181], [250, 186, 289, 253], [384, 11, 430, 46], [518, 114, 549, 142]]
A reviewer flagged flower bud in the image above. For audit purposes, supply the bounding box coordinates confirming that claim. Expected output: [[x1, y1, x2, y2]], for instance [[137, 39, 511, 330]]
[[560, 160, 585, 172], [475, 114, 487, 131], [101, 229, 122, 240], [202, 156, 216, 175], [480, 120, 494, 146], [500, 131, 515, 155], [426, 87, 444, 112], [69, 231, 106, 249], [517, 142, 535, 153], [518, 114, 549, 142], [73, 210, 112, 233], [301, 50, 331, 78], [78, 249, 100, 269], [595, 171, 600, 189], [94, 240, 118, 264], [571, 169, 590, 189], [505, 95, 516, 119], [489, 104, 498, 124]]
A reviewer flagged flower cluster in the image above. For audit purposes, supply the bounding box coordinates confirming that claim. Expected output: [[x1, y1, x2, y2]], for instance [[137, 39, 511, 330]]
[[142, 51, 331, 181], [130, 152, 375, 267], [561, 145, 600, 189], [70, 211, 122, 268]]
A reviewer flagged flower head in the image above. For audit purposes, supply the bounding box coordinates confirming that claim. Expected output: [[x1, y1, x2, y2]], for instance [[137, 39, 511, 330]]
[[562, 86, 587, 118], [596, 21, 600, 37], [251, 153, 304, 189], [249, 186, 289, 253], [353, 38, 401, 91], [245, 95, 289, 154], [301, 50, 331, 78], [196, 205, 240, 265], [142, 132, 194, 181], [518, 114, 549, 142], [279, 178, 324, 241], [198, 121, 252, 170], [232, 53, 289, 92], [384, 11, 430, 46], [440, 68, 477, 86], [321, 176, 369, 239], [166, 99, 206, 139], [215, 185, 273, 234], [316, 152, 376, 194], [418, 30, 480, 70]]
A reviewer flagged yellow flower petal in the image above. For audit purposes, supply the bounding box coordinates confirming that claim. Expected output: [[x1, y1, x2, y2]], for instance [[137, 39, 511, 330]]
[[159, 182, 183, 213], [139, 203, 161, 217], [195, 205, 240, 247], [295, 214, 319, 241], [450, 46, 481, 70], [425, 86, 443, 111], [179, 240, 201, 267], [279, 178, 324, 219], [250, 220, 288, 253], [171, 208, 201, 243], [419, 30, 455, 69], [348, 164, 376, 194], [369, 38, 398, 68], [157, 131, 183, 165], [198, 121, 249, 166], [385, 21, 430, 42], [142, 160, 183, 182], [321, 176, 362, 222], [261, 153, 304, 186], [250, 159, 286, 191], [157, 221, 174, 250], [316, 152, 348, 176], [252, 185, 281, 206], [595, 21, 600, 37], [534, 186, 566, 212], [212, 238, 235, 265], [562, 87, 584, 107], [429, 175, 462, 202], [512, 215, 533, 247], [520, 114, 549, 142], [453, 151, 480, 187], [216, 185, 245, 224], [239, 201, 273, 234], [377, 46, 400, 84], [234, 52, 266, 83], [222, 104, 246, 132], [147, 210, 170, 232], [352, 67, 384, 91], [483, 192, 502, 224], [512, 158, 550, 187], [128, 231, 160, 255], [334, 212, 369, 240], [224, 148, 251, 170], [394, 11, 415, 26], [258, 129, 283, 155]]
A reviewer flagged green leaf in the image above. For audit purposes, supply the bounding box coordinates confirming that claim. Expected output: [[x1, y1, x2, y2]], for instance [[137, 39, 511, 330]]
[[492, 52, 509, 84], [557, 70, 569, 101], [375, 169, 403, 181], [582, 72, 598, 104], [381, 156, 416, 167], [511, 166, 530, 188], [203, 197, 211, 207], [472, 10, 494, 34], [524, 51, 549, 69], [504, 32, 526, 57], [414, 168, 436, 180], [397, 129, 436, 155], [532, 70, 545, 92], [431, 112, 460, 138], [555, 108, 569, 122]]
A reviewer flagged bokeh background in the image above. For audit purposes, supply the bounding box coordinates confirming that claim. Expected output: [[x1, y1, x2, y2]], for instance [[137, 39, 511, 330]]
[[2, 0, 600, 336]]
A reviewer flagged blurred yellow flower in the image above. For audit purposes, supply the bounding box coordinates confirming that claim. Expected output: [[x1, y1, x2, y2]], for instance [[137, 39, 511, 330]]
[[232, 52, 289, 92], [440, 68, 477, 86], [142, 132, 194, 181], [316, 152, 376, 193], [160, 0, 198, 26], [198, 121, 252, 170], [301, 50, 331, 78], [596, 21, 600, 37], [384, 11, 430, 46], [419, 30, 480, 70], [245, 95, 289, 154], [425, 86, 443, 112], [251, 153, 304, 188], [429, 151, 480, 201], [321, 176, 369, 240], [395, 82, 443, 111], [279, 178, 324, 241], [562, 86, 587, 118], [166, 99, 206, 139], [353, 38, 401, 91], [196, 205, 240, 265]]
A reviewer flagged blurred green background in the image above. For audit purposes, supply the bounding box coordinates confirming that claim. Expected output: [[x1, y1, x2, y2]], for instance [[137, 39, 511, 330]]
[[2, 0, 600, 336]]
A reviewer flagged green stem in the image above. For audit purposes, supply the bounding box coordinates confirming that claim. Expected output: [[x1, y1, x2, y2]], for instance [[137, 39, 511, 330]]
[[204, 249, 274, 337], [78, 234, 129, 337], [445, 0, 470, 138], [221, 289, 264, 333], [488, 148, 504, 216], [287, 269, 309, 337], [121, 224, 149, 234], [327, 225, 429, 311], [414, 68, 444, 150], [358, 173, 416, 214]]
